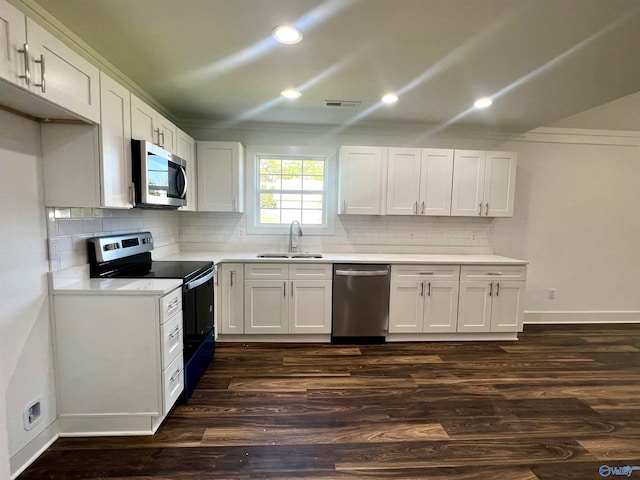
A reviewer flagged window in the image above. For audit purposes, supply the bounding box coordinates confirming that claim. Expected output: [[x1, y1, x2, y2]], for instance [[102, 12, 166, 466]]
[[246, 146, 335, 235]]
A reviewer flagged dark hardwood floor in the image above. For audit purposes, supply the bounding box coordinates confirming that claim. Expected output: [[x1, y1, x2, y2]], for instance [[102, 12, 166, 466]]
[[19, 324, 640, 479]]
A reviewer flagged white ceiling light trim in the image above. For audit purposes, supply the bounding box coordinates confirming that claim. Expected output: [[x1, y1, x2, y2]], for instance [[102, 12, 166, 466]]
[[272, 25, 303, 44], [381, 93, 398, 104], [281, 89, 302, 99], [474, 97, 493, 109]]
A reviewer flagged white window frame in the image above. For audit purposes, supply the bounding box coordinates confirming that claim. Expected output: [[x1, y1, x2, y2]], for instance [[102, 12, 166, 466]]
[[246, 145, 336, 235]]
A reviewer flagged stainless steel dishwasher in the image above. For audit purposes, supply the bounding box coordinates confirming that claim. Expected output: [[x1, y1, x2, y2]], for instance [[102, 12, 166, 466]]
[[332, 264, 391, 343]]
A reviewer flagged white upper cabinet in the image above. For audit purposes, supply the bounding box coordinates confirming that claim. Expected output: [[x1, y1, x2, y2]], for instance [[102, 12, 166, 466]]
[[484, 151, 517, 217], [451, 150, 517, 217], [386, 148, 453, 216], [177, 128, 197, 211], [197, 141, 244, 212], [25, 18, 100, 123], [338, 146, 387, 215], [99, 72, 133, 208], [131, 94, 178, 154], [0, 0, 27, 86]]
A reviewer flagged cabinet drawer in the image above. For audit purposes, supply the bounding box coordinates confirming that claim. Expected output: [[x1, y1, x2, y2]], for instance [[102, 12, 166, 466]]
[[289, 263, 332, 280], [162, 354, 184, 415], [160, 288, 182, 323], [161, 311, 183, 370], [244, 263, 288, 280], [460, 265, 526, 281], [392, 265, 460, 280]]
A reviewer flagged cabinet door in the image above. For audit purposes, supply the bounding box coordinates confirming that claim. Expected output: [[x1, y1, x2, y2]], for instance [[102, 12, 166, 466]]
[[197, 141, 244, 212], [490, 281, 525, 332], [420, 149, 453, 216], [177, 128, 197, 211], [131, 94, 157, 144], [385, 147, 421, 215], [457, 281, 492, 332], [423, 280, 459, 333], [289, 280, 332, 333], [484, 151, 517, 217], [451, 150, 486, 217], [338, 146, 386, 215], [157, 113, 177, 154], [99, 72, 133, 208], [0, 0, 27, 87], [219, 264, 244, 334], [26, 18, 100, 123], [244, 280, 288, 334], [389, 281, 424, 333]]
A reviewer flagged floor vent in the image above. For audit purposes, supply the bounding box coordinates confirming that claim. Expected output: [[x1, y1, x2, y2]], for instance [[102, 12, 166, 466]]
[[323, 100, 361, 108]]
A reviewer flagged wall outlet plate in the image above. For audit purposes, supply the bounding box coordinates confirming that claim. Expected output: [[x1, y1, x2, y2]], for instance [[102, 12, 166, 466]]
[[23, 398, 42, 431]]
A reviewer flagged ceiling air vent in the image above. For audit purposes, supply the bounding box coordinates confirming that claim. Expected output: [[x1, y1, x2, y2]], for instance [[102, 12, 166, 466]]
[[323, 100, 361, 108]]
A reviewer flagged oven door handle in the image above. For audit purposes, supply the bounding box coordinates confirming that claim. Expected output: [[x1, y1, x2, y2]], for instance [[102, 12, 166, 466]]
[[184, 267, 215, 291]]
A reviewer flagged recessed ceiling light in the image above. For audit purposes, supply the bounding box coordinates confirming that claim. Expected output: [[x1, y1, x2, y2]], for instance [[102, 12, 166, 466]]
[[272, 25, 303, 44], [281, 89, 302, 99], [381, 93, 398, 104], [474, 97, 493, 109]]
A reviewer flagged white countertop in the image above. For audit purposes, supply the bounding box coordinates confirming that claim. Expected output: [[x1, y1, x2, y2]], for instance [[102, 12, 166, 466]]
[[156, 251, 528, 265], [50, 266, 183, 295]]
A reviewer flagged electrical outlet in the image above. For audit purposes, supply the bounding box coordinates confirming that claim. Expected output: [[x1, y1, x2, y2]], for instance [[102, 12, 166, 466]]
[[48, 239, 60, 260], [547, 289, 556, 300], [24, 398, 42, 430]]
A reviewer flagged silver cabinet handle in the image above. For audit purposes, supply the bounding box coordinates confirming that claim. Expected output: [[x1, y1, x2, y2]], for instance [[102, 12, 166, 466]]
[[154, 128, 161, 146], [34, 54, 45, 93], [230, 270, 234, 287], [160, 130, 166, 148], [291, 281, 294, 296], [427, 282, 431, 296], [489, 282, 493, 296], [413, 201, 418, 214], [479, 203, 482, 216], [169, 369, 180, 383], [18, 43, 30, 85], [487, 272, 502, 276], [420, 282, 424, 296], [496, 282, 500, 296], [419, 272, 434, 275], [421, 201, 425, 215], [485, 203, 489, 216], [283, 281, 286, 296], [169, 326, 180, 338], [128, 183, 135, 205]]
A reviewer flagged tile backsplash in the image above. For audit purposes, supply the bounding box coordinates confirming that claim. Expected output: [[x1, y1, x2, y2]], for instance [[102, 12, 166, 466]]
[[47, 208, 181, 271], [47, 209, 493, 271]]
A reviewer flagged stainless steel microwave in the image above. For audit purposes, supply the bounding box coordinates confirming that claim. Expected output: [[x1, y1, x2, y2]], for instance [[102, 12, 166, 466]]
[[132, 139, 187, 208]]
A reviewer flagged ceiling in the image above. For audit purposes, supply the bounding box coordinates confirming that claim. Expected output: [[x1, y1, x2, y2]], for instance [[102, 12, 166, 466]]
[[33, 0, 640, 132]]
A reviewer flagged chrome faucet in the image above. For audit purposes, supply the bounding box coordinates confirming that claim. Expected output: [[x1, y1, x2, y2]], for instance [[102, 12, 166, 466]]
[[288, 220, 303, 253]]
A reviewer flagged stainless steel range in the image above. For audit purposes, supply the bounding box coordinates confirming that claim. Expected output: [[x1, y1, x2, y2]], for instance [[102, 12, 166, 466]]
[[88, 231, 214, 400]]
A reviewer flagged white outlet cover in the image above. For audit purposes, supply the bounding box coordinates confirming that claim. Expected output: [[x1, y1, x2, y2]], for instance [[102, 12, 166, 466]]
[[23, 398, 42, 431]]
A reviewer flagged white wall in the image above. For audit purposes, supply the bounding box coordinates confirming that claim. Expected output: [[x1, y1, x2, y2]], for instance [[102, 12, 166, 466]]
[[492, 129, 640, 322], [0, 110, 57, 477]]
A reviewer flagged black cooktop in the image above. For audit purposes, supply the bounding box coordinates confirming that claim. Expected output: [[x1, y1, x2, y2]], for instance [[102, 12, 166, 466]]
[[128, 260, 213, 281]]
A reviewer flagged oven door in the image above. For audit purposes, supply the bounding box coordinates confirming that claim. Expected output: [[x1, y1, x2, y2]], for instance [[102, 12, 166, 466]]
[[182, 266, 215, 361]]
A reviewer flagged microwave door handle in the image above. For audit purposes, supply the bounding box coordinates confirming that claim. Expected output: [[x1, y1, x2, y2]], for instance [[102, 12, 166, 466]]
[[179, 165, 188, 199]]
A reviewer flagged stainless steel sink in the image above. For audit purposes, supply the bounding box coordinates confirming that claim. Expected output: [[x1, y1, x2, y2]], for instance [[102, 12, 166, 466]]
[[256, 253, 323, 259]]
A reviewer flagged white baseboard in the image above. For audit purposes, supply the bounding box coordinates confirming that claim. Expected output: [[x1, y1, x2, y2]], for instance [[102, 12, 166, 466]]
[[524, 311, 640, 324], [10, 420, 59, 479]]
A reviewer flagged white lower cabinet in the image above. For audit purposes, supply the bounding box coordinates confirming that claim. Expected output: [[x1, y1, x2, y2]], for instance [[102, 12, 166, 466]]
[[457, 266, 526, 333], [218, 263, 245, 334], [389, 265, 460, 333], [243, 263, 332, 334], [52, 286, 184, 435]]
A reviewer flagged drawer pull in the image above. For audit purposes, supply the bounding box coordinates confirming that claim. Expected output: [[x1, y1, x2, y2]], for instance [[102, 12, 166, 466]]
[[419, 272, 434, 275], [168, 298, 179, 310], [487, 272, 503, 276], [168, 326, 180, 338], [169, 369, 180, 383]]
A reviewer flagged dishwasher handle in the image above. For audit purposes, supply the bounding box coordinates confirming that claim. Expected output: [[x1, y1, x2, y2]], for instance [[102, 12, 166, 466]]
[[335, 269, 389, 277]]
